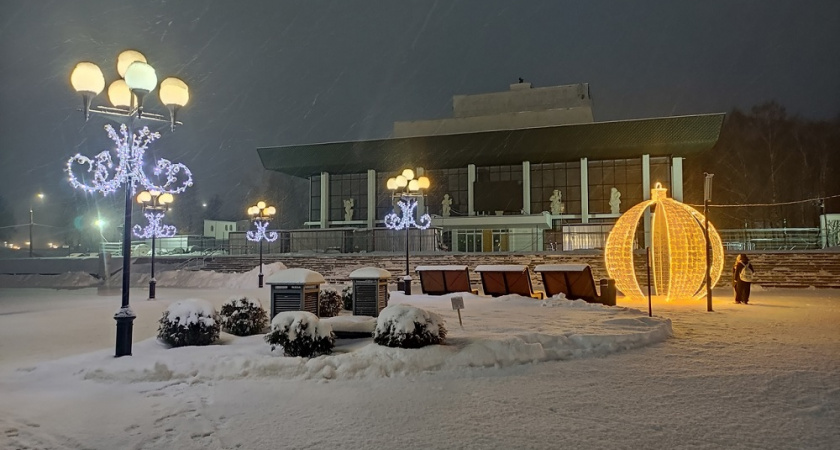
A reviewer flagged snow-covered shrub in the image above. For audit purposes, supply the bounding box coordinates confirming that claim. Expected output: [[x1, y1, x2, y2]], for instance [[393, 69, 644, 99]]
[[341, 285, 353, 311], [373, 304, 447, 349], [265, 311, 335, 357], [158, 299, 220, 347], [319, 287, 343, 318], [219, 296, 268, 336]]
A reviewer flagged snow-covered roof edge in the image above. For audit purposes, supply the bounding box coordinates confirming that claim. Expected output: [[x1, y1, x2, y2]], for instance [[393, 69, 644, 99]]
[[349, 267, 392, 279], [474, 265, 528, 272], [265, 268, 326, 285], [534, 264, 591, 272], [415, 265, 468, 272]]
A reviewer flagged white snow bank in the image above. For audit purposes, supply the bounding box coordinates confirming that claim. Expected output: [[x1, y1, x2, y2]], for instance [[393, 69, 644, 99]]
[[0, 272, 100, 288], [348, 267, 391, 279], [165, 299, 218, 327], [534, 264, 590, 272], [265, 268, 326, 285], [322, 315, 376, 333], [415, 265, 468, 271], [474, 264, 528, 272], [150, 262, 289, 289], [21, 292, 671, 383]]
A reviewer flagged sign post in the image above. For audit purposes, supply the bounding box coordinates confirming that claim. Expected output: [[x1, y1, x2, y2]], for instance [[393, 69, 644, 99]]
[[451, 296, 464, 327]]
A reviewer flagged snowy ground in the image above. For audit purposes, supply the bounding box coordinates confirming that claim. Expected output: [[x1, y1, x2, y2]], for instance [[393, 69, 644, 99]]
[[0, 268, 838, 449]]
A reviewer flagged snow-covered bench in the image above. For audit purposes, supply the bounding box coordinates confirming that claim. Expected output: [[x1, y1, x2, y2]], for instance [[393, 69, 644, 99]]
[[534, 264, 616, 306], [415, 265, 478, 295], [474, 265, 545, 299]]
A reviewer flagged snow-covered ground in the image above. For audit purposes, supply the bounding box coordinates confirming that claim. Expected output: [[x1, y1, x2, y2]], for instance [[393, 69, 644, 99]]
[[0, 268, 838, 449]]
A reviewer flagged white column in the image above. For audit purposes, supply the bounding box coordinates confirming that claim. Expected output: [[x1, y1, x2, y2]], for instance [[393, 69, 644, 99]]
[[367, 169, 376, 228], [468, 164, 476, 216], [580, 158, 589, 224], [320, 172, 329, 229], [522, 161, 531, 215], [671, 157, 684, 202], [642, 155, 651, 248]]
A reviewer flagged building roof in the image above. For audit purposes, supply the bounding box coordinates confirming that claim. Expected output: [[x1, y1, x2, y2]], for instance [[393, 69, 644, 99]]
[[258, 113, 724, 178]]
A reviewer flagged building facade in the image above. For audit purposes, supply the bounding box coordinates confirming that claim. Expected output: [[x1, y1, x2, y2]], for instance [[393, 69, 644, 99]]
[[258, 82, 724, 253]]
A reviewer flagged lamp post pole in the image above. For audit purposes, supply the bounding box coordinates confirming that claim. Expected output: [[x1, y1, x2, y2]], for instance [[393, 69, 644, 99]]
[[704, 173, 714, 312], [246, 202, 278, 288], [67, 50, 192, 357], [29, 206, 33, 258], [134, 191, 175, 299]]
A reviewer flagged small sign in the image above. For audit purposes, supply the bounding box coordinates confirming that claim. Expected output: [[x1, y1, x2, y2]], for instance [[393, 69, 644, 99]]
[[451, 296, 464, 310]]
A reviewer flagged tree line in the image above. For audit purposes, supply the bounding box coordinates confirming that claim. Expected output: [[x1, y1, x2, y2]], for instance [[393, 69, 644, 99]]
[[684, 101, 840, 229]]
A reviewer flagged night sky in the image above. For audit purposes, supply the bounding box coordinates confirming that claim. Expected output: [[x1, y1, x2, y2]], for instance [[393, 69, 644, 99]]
[[1, 0, 838, 242]]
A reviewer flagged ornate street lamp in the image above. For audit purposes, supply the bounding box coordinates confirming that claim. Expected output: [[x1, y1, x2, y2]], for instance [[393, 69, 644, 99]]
[[385, 169, 431, 278], [246, 202, 278, 288], [66, 50, 193, 357], [133, 190, 175, 299]]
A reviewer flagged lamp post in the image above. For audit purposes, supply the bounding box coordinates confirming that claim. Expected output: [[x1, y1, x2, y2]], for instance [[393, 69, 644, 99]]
[[133, 190, 175, 299], [67, 50, 192, 357], [246, 202, 278, 288], [385, 169, 431, 278], [704, 172, 714, 312], [29, 193, 44, 257]]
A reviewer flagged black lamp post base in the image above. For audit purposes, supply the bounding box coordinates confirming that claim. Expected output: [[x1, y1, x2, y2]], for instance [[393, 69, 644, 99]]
[[258, 273, 264, 288], [149, 279, 156, 299], [114, 307, 136, 357]]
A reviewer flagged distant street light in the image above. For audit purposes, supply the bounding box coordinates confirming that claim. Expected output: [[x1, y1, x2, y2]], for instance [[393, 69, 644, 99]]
[[385, 169, 431, 278], [134, 190, 175, 299], [66, 49, 193, 358], [246, 202, 278, 288], [29, 193, 44, 258]]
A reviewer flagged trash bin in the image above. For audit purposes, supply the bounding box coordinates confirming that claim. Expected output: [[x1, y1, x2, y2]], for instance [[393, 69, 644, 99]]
[[599, 278, 617, 306], [402, 275, 412, 295], [265, 268, 326, 319], [349, 267, 391, 317]]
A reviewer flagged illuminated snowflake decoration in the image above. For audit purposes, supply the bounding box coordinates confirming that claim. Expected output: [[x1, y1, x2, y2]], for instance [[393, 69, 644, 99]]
[[246, 221, 278, 242], [133, 212, 177, 239], [384, 198, 432, 231], [66, 124, 193, 195]]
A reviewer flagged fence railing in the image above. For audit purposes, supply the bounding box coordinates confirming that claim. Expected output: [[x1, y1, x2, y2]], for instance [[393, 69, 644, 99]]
[[97, 226, 831, 257]]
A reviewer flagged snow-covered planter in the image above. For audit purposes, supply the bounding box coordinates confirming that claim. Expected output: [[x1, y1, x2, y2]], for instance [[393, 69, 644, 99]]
[[341, 285, 353, 311], [157, 299, 220, 347], [265, 311, 335, 357], [373, 304, 447, 349], [319, 287, 343, 318], [219, 296, 268, 336]]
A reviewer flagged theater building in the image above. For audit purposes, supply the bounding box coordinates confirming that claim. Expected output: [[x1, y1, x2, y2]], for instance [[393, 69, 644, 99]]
[[257, 81, 723, 253]]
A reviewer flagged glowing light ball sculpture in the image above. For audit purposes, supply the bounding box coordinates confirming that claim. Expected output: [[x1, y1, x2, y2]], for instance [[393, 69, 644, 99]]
[[604, 183, 724, 301]]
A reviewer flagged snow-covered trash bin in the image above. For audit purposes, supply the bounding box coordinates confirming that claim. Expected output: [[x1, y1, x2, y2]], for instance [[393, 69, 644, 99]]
[[373, 304, 447, 349], [219, 296, 268, 336], [157, 299, 221, 347], [265, 268, 326, 319], [265, 311, 335, 357], [349, 267, 391, 317]]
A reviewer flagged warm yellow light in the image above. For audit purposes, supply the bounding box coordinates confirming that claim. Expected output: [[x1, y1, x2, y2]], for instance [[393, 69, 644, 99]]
[[257, 201, 266, 210], [395, 175, 408, 188], [137, 191, 152, 203], [417, 176, 430, 189], [264, 206, 276, 216], [70, 62, 105, 94], [386, 178, 397, 190], [402, 169, 415, 180], [117, 50, 147, 78], [107, 79, 135, 108], [604, 183, 724, 302], [159, 77, 189, 107], [159, 193, 174, 204], [408, 179, 419, 191], [248, 206, 259, 216]]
